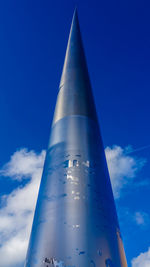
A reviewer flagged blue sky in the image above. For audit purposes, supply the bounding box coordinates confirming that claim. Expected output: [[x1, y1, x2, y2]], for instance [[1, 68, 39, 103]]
[[0, 0, 150, 266]]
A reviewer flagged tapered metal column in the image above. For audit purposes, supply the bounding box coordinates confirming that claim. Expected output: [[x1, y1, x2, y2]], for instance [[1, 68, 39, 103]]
[[25, 9, 127, 267]]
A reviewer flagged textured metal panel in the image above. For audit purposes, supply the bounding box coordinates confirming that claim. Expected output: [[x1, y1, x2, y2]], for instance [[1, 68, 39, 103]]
[[25, 9, 127, 267]]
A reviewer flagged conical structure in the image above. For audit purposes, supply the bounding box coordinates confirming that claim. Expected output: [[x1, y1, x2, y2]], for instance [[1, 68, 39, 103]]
[[25, 10, 127, 267]]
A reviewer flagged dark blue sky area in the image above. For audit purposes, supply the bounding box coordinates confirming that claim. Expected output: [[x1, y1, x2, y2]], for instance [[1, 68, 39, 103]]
[[0, 0, 150, 161], [0, 0, 150, 265]]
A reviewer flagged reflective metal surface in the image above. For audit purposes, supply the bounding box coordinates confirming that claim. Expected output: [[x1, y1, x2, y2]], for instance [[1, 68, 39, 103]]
[[53, 9, 97, 125], [25, 9, 127, 267]]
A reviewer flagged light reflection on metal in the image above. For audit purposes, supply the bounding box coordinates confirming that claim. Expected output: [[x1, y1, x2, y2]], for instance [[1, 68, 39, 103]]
[[25, 8, 128, 267]]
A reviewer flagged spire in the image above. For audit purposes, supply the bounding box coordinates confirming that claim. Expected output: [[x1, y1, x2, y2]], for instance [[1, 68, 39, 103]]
[[25, 10, 127, 267], [53, 8, 97, 125]]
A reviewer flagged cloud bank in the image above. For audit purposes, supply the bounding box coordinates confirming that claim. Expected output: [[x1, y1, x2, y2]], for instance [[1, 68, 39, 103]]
[[0, 146, 146, 266], [105, 145, 146, 198], [132, 247, 150, 267], [0, 149, 46, 267]]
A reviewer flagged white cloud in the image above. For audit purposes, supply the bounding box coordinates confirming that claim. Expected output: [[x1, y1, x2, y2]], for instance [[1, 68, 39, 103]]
[[132, 247, 150, 267], [0, 149, 46, 267], [105, 145, 146, 198], [0, 145, 146, 266], [0, 148, 45, 180], [134, 212, 150, 226]]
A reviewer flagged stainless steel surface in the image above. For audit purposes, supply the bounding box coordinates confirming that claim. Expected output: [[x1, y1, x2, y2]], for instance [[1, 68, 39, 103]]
[[52, 10, 97, 125], [25, 9, 127, 267]]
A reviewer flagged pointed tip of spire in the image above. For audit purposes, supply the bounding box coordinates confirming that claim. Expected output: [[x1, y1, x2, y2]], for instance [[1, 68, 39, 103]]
[[74, 6, 78, 15], [52, 5, 97, 125], [72, 6, 78, 22], [70, 7, 79, 35]]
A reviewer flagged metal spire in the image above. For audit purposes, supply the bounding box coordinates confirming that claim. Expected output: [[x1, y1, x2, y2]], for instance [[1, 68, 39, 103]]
[[53, 8, 97, 125], [25, 9, 127, 267]]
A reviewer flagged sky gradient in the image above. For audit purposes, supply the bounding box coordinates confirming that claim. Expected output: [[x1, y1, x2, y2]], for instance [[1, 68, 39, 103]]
[[0, 0, 150, 266]]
